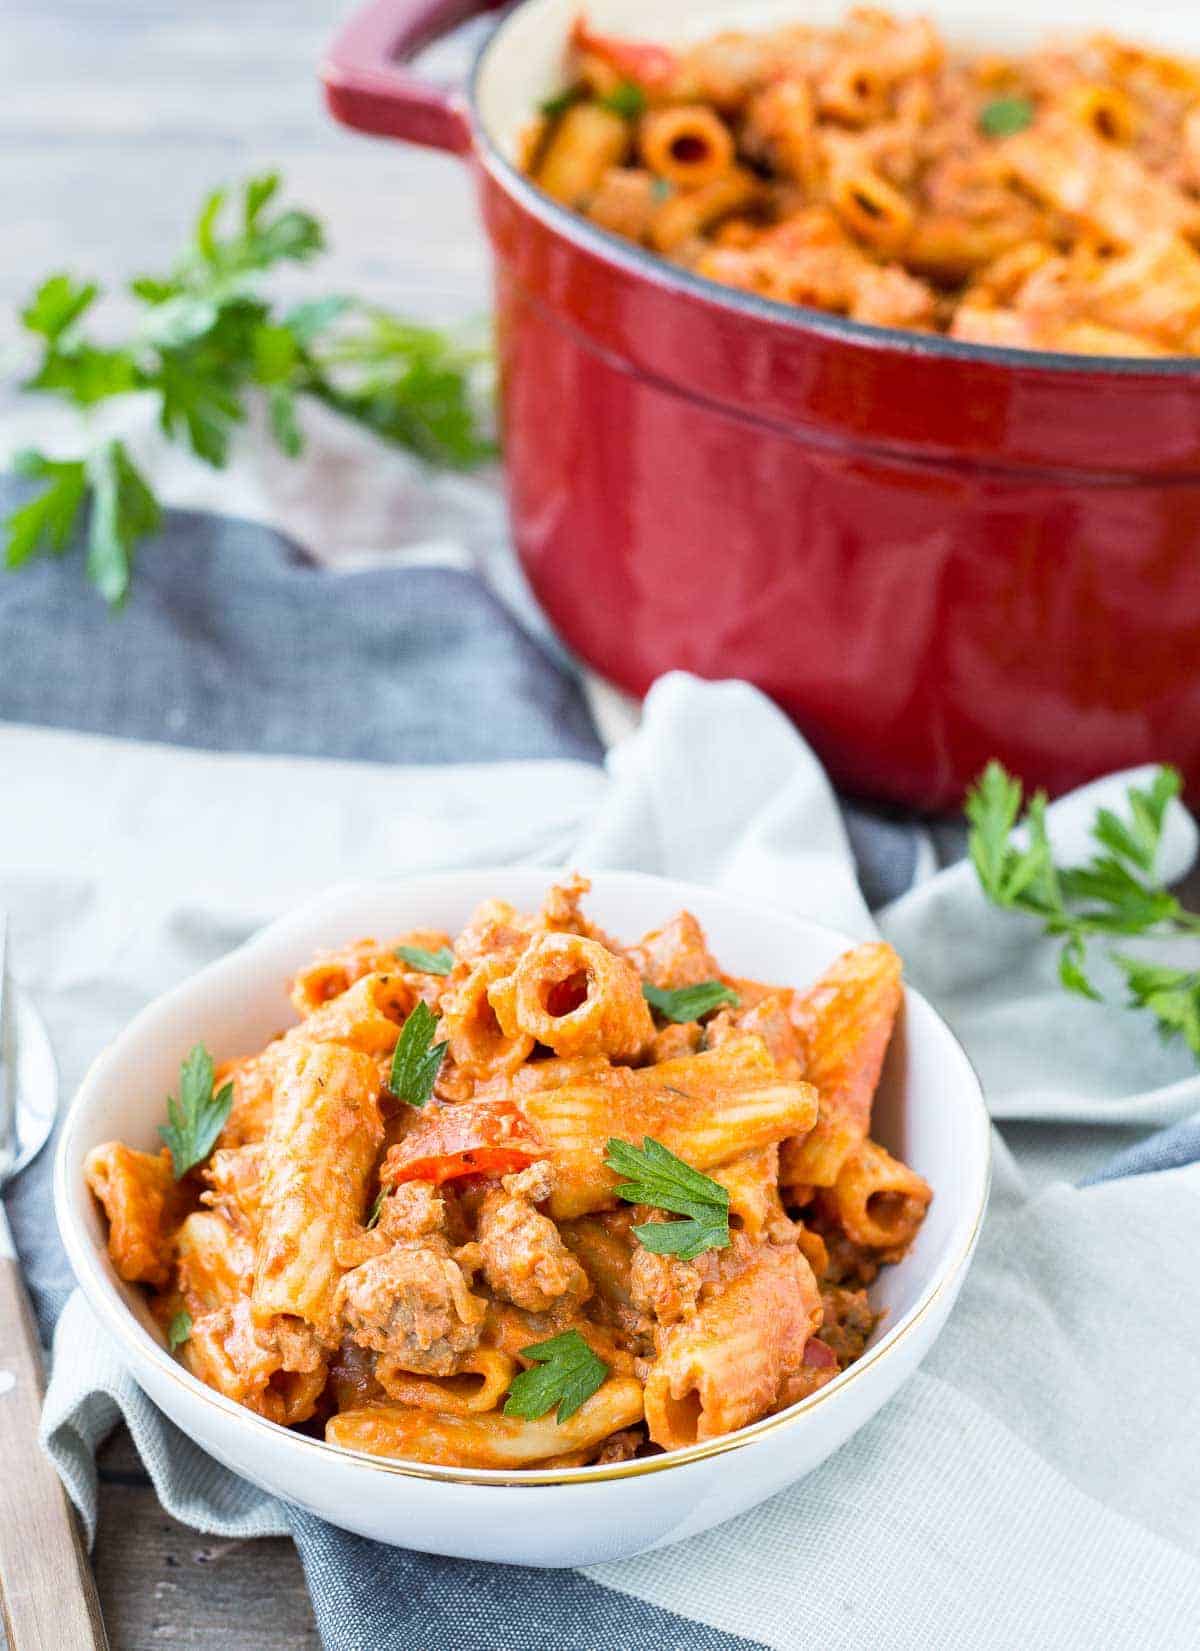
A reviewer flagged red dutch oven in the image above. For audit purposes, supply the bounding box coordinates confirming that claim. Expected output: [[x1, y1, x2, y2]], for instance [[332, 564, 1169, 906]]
[[324, 0, 1200, 811]]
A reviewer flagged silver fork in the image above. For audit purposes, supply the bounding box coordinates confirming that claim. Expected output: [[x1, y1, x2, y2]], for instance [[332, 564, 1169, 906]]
[[0, 913, 108, 1650]]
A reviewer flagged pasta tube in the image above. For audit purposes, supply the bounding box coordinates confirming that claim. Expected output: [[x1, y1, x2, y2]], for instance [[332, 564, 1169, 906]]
[[490, 932, 654, 1061], [327, 1377, 645, 1467], [832, 1139, 932, 1256], [253, 1041, 383, 1340], [175, 1209, 253, 1311], [709, 1146, 789, 1243], [779, 943, 902, 1191], [85, 1143, 182, 1286], [214, 1054, 276, 1149], [182, 1298, 327, 1426], [374, 1348, 518, 1415], [1003, 116, 1200, 248], [514, 1035, 818, 1219], [535, 104, 631, 206], [441, 956, 533, 1080], [639, 105, 736, 188], [290, 937, 416, 1017], [650, 167, 762, 253], [643, 1242, 822, 1448], [287, 971, 414, 1059]]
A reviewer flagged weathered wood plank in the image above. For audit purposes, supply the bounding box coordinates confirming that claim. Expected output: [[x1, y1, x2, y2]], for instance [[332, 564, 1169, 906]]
[[91, 1429, 320, 1651]]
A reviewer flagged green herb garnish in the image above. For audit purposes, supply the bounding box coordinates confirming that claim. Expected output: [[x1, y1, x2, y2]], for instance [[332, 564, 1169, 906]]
[[604, 1136, 731, 1259], [539, 85, 584, 118], [5, 173, 493, 605], [365, 1189, 387, 1230], [394, 944, 455, 976], [1108, 956, 1200, 1055], [966, 761, 1200, 1054], [167, 1311, 193, 1351], [158, 1044, 234, 1180], [642, 980, 740, 1023], [388, 1000, 447, 1108], [978, 96, 1034, 137], [602, 82, 648, 120], [503, 1330, 608, 1423]]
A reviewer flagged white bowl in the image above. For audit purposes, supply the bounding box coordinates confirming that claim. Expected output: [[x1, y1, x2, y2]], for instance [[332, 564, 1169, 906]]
[[55, 869, 990, 1567]]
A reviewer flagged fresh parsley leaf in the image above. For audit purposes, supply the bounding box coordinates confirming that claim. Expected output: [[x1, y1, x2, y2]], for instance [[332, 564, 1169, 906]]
[[85, 439, 161, 605], [966, 761, 1200, 1058], [1058, 933, 1101, 1001], [979, 96, 1034, 137], [964, 760, 1061, 914], [503, 1330, 608, 1423], [1057, 859, 1180, 932], [140, 295, 222, 351], [3, 451, 87, 568], [642, 980, 740, 1023], [158, 1043, 234, 1179], [1092, 768, 1181, 876], [388, 1000, 447, 1108], [282, 295, 351, 346], [602, 81, 647, 119], [178, 174, 323, 289], [129, 275, 179, 305], [4, 174, 494, 605], [20, 273, 99, 342], [604, 1136, 731, 1259], [394, 944, 455, 976], [156, 352, 246, 467], [24, 341, 142, 407], [167, 1310, 193, 1351], [267, 385, 303, 457], [965, 760, 1022, 899], [252, 321, 301, 385], [540, 85, 584, 118], [307, 306, 495, 470], [1111, 954, 1200, 1056]]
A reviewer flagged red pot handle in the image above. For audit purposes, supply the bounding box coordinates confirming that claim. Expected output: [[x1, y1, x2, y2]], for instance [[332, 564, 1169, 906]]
[[322, 0, 506, 155]]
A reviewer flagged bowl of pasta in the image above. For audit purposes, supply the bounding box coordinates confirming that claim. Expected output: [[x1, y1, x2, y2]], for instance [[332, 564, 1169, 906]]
[[57, 870, 989, 1565], [324, 0, 1200, 812]]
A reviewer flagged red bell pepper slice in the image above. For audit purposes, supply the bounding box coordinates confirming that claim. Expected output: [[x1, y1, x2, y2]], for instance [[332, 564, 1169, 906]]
[[381, 1099, 543, 1187]]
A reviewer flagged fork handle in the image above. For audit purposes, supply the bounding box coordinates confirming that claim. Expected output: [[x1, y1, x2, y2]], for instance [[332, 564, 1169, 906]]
[[0, 1240, 109, 1650]]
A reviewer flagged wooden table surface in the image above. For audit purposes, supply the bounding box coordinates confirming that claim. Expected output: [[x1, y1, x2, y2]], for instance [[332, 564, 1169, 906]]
[[3, 2, 490, 1644]]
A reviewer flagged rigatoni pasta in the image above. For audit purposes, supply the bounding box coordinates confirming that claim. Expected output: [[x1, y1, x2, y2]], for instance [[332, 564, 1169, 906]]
[[85, 877, 930, 1469], [523, 12, 1200, 357]]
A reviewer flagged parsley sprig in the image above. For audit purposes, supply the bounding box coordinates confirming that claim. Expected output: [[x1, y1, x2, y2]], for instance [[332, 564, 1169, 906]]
[[604, 1136, 731, 1259], [158, 1044, 233, 1179], [503, 1330, 608, 1423], [167, 1310, 193, 1352], [394, 944, 455, 976], [5, 173, 493, 605], [966, 761, 1200, 1054], [979, 96, 1034, 137], [642, 980, 740, 1023], [539, 85, 584, 119], [601, 82, 647, 119], [388, 1001, 447, 1108]]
